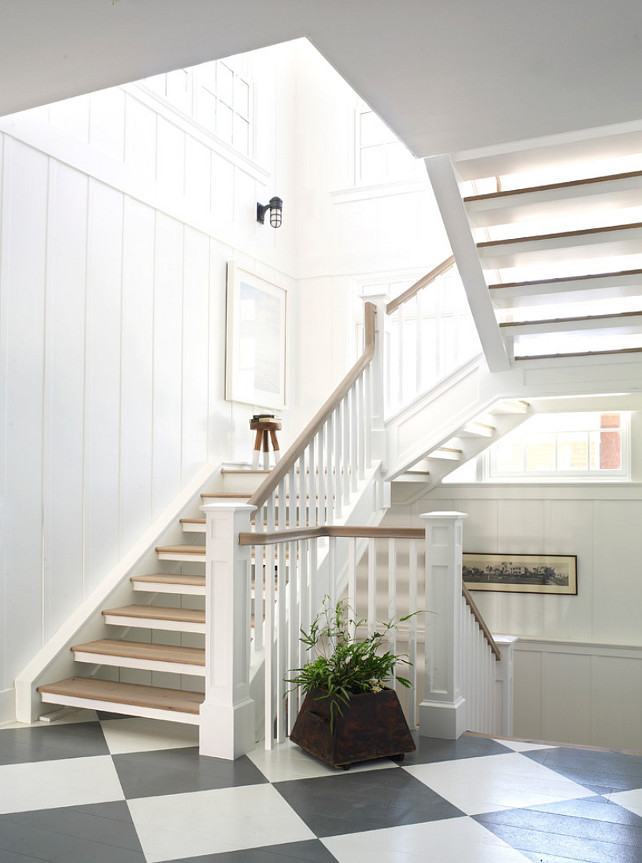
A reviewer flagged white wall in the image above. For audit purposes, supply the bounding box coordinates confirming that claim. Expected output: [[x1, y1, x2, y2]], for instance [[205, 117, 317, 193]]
[[387, 471, 642, 749], [0, 45, 300, 720]]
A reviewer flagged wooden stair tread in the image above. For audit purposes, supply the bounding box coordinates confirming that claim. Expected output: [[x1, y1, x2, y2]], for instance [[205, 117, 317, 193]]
[[464, 169, 642, 203], [38, 678, 204, 714], [72, 639, 205, 665], [488, 267, 642, 291], [102, 605, 205, 623], [500, 309, 642, 328], [478, 221, 642, 249], [131, 573, 206, 587], [201, 492, 252, 499], [515, 346, 642, 361], [156, 545, 205, 555]]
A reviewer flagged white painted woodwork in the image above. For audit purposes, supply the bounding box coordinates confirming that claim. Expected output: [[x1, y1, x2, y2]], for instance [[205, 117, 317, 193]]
[[200, 503, 256, 760], [501, 310, 642, 337], [464, 171, 642, 229], [424, 154, 509, 373], [489, 270, 642, 310], [419, 512, 468, 739]]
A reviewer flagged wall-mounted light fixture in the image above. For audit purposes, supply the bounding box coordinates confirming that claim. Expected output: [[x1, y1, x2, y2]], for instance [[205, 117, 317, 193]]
[[257, 196, 283, 228]]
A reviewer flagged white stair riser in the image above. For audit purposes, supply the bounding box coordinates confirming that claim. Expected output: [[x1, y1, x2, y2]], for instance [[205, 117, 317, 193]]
[[72, 650, 204, 676], [39, 691, 200, 724], [103, 613, 205, 634], [181, 521, 206, 533], [157, 552, 205, 563], [132, 582, 206, 596]]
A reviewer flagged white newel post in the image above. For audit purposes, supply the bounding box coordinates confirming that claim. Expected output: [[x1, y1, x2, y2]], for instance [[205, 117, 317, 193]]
[[494, 635, 517, 737], [363, 295, 387, 463], [420, 511, 468, 739], [199, 502, 256, 759]]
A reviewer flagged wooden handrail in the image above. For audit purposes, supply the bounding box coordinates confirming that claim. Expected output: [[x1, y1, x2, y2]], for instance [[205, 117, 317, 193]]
[[247, 302, 377, 513], [462, 583, 501, 660], [239, 525, 424, 545], [385, 256, 455, 315], [239, 523, 501, 661]]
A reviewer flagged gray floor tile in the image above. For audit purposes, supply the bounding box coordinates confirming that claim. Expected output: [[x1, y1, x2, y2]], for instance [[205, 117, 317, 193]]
[[0, 801, 145, 862], [274, 766, 463, 837], [112, 745, 269, 798], [528, 794, 642, 826], [402, 732, 513, 765], [165, 838, 339, 861], [475, 805, 642, 863], [0, 722, 109, 766], [525, 747, 642, 794]]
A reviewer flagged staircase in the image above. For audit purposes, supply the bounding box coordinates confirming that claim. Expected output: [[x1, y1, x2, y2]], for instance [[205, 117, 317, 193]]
[[37, 471, 267, 725]]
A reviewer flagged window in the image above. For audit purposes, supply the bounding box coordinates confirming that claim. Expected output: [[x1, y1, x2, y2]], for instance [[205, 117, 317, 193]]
[[488, 412, 629, 479], [144, 59, 252, 156], [356, 104, 422, 185]]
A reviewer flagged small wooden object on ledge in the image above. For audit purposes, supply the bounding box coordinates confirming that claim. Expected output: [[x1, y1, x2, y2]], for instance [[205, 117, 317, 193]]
[[250, 414, 282, 469]]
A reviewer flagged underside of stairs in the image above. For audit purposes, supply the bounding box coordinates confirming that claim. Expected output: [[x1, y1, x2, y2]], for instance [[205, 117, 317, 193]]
[[427, 135, 642, 368]]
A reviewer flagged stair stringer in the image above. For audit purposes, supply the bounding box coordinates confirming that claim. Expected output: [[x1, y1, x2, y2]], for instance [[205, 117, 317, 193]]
[[15, 462, 223, 723], [384, 350, 642, 485]]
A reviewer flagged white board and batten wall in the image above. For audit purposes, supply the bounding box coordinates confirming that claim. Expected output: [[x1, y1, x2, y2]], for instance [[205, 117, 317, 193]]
[[388, 482, 642, 752], [0, 48, 298, 723]]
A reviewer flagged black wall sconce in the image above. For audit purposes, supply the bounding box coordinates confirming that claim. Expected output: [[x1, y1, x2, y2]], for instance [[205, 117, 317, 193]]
[[257, 196, 283, 228]]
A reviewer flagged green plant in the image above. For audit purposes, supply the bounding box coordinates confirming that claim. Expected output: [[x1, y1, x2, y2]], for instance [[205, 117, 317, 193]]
[[285, 597, 419, 731]]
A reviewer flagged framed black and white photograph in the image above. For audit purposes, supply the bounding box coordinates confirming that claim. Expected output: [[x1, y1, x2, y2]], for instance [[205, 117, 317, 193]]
[[225, 263, 288, 409], [463, 553, 578, 595]]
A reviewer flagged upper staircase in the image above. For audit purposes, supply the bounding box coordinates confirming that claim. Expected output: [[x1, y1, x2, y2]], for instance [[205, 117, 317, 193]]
[[427, 139, 642, 365]]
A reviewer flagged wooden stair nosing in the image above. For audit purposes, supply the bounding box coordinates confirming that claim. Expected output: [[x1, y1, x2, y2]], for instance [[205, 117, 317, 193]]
[[478, 221, 642, 251], [515, 346, 642, 361], [131, 573, 206, 588], [102, 605, 205, 624], [488, 267, 642, 292], [463, 169, 642, 204], [156, 544, 205, 556], [38, 677, 204, 717], [500, 308, 642, 335], [71, 638, 205, 666]]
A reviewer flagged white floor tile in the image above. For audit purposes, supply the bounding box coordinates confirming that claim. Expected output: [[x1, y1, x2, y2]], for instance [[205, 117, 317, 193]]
[[248, 739, 397, 783], [0, 755, 124, 814], [127, 783, 315, 862], [404, 752, 593, 815], [493, 738, 555, 752], [607, 787, 642, 817], [323, 816, 533, 863], [100, 717, 199, 754]]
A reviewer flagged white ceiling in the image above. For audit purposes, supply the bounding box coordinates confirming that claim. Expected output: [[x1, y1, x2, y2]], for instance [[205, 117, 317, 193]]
[[2, 0, 642, 158]]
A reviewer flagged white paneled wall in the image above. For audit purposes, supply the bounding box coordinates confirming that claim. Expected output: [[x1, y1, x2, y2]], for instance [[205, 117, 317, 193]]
[[400, 481, 642, 750], [0, 49, 297, 719]]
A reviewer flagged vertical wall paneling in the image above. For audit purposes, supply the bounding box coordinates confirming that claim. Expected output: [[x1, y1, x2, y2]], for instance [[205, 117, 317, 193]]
[[156, 117, 185, 200], [184, 136, 211, 213], [206, 245, 232, 460], [541, 650, 591, 744], [43, 161, 88, 638], [181, 227, 210, 480], [83, 181, 124, 593], [119, 197, 155, 552], [124, 95, 157, 182], [89, 87, 126, 163], [593, 654, 642, 750], [1, 139, 49, 677], [0, 132, 5, 694], [152, 213, 184, 512]]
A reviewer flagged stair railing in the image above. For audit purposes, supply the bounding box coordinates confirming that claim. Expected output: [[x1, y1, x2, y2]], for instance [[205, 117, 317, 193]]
[[384, 256, 482, 413], [198, 302, 382, 759], [239, 513, 510, 751]]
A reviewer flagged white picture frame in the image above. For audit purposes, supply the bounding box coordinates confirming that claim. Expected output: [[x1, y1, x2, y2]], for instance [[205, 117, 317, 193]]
[[225, 263, 288, 409]]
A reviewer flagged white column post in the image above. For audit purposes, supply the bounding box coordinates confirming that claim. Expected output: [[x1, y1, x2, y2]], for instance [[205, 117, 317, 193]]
[[419, 511, 468, 739], [199, 502, 256, 759]]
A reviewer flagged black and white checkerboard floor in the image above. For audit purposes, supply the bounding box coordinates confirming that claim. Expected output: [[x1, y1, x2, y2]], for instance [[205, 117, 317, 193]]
[[0, 710, 641, 862]]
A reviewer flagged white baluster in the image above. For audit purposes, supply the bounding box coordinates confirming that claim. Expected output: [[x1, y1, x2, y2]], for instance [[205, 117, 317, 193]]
[[318, 425, 326, 523], [308, 436, 317, 526], [388, 538, 397, 667], [367, 538, 376, 637], [342, 396, 350, 506], [350, 385, 358, 493], [335, 401, 343, 518], [408, 539, 418, 724], [326, 413, 335, 524]]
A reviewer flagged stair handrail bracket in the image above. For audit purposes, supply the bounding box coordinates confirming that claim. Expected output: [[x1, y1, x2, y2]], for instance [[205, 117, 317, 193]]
[[199, 501, 257, 760]]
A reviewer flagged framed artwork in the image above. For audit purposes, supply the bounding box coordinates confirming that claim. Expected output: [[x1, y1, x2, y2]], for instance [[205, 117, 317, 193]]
[[225, 263, 288, 409], [462, 553, 577, 595]]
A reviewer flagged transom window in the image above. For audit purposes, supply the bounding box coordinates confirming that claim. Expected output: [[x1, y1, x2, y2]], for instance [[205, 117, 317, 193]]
[[145, 59, 251, 156], [356, 103, 423, 185], [488, 412, 628, 479]]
